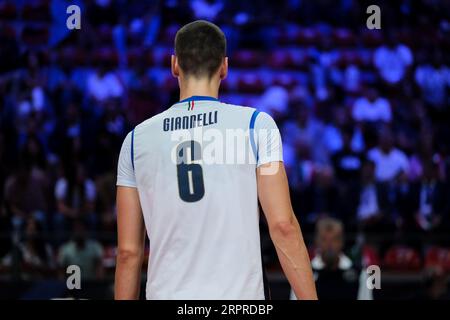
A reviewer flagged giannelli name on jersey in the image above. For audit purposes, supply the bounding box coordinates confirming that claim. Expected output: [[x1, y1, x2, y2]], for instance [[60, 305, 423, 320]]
[[163, 110, 218, 131]]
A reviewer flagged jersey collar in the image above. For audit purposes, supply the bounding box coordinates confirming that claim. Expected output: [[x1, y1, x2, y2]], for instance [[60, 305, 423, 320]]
[[178, 95, 219, 103]]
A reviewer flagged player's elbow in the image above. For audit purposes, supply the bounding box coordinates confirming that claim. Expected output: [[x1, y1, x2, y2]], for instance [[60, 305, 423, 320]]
[[269, 220, 298, 240], [116, 247, 143, 265]]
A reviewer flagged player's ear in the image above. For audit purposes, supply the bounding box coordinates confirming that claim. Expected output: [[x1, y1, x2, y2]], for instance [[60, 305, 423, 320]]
[[171, 55, 180, 78], [219, 57, 228, 80]]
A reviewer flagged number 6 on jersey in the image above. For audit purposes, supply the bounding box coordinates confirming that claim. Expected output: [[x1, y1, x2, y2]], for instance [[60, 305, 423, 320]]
[[176, 140, 205, 202]]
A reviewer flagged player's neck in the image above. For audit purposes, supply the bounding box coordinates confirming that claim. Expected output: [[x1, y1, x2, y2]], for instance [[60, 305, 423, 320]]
[[179, 76, 220, 101]]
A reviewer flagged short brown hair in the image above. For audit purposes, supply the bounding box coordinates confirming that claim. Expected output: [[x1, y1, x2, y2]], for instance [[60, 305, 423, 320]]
[[174, 20, 226, 79], [315, 217, 344, 239]]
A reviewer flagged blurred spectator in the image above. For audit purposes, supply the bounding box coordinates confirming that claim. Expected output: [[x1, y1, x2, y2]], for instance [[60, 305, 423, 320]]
[[373, 35, 413, 85], [324, 107, 365, 155], [304, 167, 339, 225], [87, 66, 124, 102], [355, 160, 387, 232], [414, 51, 450, 110], [352, 87, 392, 123], [331, 128, 365, 181], [258, 86, 289, 120], [127, 3, 161, 48], [1, 218, 55, 280], [411, 161, 448, 231], [342, 64, 362, 94], [282, 104, 327, 167], [190, 0, 224, 21], [54, 164, 97, 232], [95, 170, 117, 235], [58, 220, 104, 280], [4, 159, 49, 230], [367, 130, 409, 182], [291, 218, 372, 300]]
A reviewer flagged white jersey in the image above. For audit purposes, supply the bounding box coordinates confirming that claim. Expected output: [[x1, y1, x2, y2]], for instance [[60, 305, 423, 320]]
[[117, 96, 283, 300]]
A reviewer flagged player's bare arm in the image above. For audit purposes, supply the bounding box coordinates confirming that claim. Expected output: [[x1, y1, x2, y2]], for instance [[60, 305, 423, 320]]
[[115, 186, 145, 300], [257, 162, 318, 300]]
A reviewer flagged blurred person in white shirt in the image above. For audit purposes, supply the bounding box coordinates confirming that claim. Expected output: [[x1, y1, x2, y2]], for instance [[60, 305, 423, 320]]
[[367, 129, 409, 182], [373, 35, 413, 85], [352, 87, 392, 123]]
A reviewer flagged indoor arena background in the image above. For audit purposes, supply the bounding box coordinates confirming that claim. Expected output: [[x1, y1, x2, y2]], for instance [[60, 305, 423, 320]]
[[0, 0, 450, 300]]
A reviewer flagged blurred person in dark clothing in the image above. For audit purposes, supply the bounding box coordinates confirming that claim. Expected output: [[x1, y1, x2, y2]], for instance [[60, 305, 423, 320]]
[[1, 217, 55, 280], [95, 169, 117, 235], [303, 167, 339, 228], [50, 101, 89, 167], [332, 128, 365, 226], [282, 104, 327, 167], [332, 128, 365, 182], [4, 159, 49, 230], [19, 134, 47, 171], [324, 106, 365, 156], [410, 161, 448, 232], [408, 129, 436, 182], [291, 218, 372, 300], [58, 219, 104, 281], [53, 164, 97, 233]]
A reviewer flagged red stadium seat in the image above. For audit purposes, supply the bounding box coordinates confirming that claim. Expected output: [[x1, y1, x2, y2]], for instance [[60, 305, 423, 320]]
[[425, 247, 450, 272], [236, 73, 264, 94], [362, 245, 380, 268], [383, 245, 422, 271], [294, 27, 321, 46], [335, 50, 364, 68], [231, 50, 262, 68], [332, 28, 356, 47], [272, 73, 298, 89], [361, 30, 384, 48], [267, 51, 294, 69]]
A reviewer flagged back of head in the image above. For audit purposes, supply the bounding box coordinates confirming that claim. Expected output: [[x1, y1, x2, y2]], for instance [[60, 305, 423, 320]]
[[174, 20, 226, 79]]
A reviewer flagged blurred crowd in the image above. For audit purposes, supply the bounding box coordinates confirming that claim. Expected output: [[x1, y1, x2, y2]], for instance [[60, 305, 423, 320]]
[[0, 0, 450, 290]]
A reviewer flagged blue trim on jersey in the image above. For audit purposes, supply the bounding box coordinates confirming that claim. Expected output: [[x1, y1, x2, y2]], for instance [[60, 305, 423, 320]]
[[178, 96, 219, 103], [249, 110, 260, 163], [131, 129, 135, 171]]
